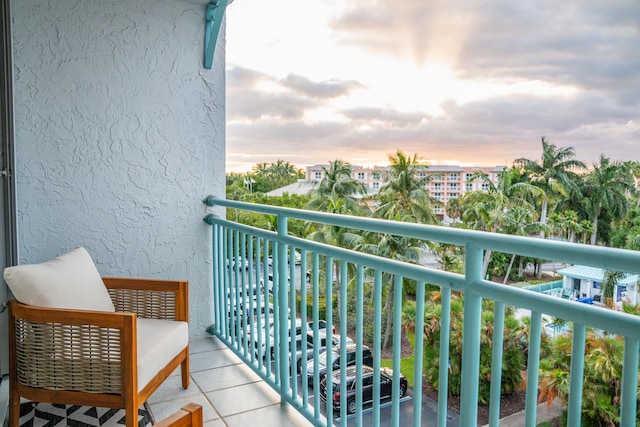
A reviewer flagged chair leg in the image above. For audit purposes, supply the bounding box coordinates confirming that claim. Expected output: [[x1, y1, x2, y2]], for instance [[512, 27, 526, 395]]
[[8, 387, 20, 427], [181, 356, 190, 389], [125, 394, 139, 427], [125, 408, 136, 427]]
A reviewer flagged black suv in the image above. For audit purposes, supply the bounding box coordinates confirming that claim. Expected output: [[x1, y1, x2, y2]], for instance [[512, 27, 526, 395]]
[[306, 343, 373, 386], [320, 365, 408, 414]]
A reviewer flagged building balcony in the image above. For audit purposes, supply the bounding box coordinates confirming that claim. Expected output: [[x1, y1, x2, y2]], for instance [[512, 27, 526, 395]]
[[198, 197, 640, 427], [4, 197, 638, 427]]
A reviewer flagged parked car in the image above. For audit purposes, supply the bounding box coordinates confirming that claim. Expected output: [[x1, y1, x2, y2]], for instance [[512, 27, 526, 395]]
[[225, 256, 249, 270], [266, 250, 301, 267], [253, 318, 331, 361], [225, 279, 264, 301], [227, 298, 276, 327], [259, 273, 273, 294], [293, 328, 347, 374], [320, 366, 407, 414], [306, 343, 373, 385]]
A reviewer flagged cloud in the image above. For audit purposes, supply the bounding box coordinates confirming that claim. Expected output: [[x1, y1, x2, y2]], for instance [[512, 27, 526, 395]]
[[329, 0, 640, 106], [225, 0, 640, 172], [282, 74, 363, 99]]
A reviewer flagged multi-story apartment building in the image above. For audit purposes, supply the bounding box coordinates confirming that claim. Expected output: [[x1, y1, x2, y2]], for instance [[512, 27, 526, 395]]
[[306, 164, 505, 221], [306, 164, 391, 193]]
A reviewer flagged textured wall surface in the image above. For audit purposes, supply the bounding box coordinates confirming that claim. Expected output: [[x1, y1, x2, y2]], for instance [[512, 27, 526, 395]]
[[11, 0, 226, 335]]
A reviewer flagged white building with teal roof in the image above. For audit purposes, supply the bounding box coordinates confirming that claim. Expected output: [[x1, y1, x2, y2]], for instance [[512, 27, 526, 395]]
[[557, 265, 639, 306]]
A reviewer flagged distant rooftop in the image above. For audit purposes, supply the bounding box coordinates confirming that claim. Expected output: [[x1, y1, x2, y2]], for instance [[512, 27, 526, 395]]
[[265, 179, 317, 197], [558, 265, 639, 285], [306, 164, 505, 172]]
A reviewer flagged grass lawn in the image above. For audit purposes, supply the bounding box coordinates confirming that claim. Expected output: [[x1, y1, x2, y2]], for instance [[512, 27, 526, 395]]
[[380, 333, 417, 388], [380, 356, 416, 388]]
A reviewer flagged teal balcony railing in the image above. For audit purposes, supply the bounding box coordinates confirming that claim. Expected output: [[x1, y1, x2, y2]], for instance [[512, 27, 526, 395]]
[[203, 196, 640, 427]]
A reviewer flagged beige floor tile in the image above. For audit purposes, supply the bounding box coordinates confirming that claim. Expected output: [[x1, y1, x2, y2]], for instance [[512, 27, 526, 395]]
[[192, 363, 261, 393], [148, 375, 202, 404], [224, 403, 316, 427], [205, 381, 280, 418], [190, 348, 242, 372], [149, 394, 219, 423]]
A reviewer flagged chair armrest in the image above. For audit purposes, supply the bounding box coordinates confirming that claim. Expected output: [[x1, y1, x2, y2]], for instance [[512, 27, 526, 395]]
[[154, 403, 203, 427], [9, 300, 137, 394], [103, 278, 188, 322]]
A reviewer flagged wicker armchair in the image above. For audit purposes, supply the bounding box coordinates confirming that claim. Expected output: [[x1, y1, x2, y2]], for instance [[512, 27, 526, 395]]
[[8, 277, 190, 427]]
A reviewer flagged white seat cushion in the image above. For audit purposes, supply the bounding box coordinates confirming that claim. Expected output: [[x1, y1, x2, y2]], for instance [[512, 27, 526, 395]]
[[137, 318, 189, 392], [3, 247, 115, 312]]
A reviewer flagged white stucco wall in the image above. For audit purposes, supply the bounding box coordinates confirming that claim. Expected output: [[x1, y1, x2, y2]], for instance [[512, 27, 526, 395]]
[[11, 0, 226, 335]]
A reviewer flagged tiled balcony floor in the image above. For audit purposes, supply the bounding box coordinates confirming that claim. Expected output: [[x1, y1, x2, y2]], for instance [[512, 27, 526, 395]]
[[148, 335, 315, 427]]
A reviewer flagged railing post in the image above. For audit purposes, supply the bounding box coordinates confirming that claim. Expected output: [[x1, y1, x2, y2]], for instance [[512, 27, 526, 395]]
[[437, 287, 451, 427], [325, 256, 334, 422], [488, 301, 505, 427], [621, 337, 639, 427], [525, 311, 542, 427], [355, 265, 365, 427], [339, 260, 348, 425], [567, 323, 586, 427], [413, 281, 425, 427], [373, 269, 383, 427], [212, 223, 221, 335], [277, 214, 290, 400], [459, 244, 483, 427], [392, 274, 403, 424]]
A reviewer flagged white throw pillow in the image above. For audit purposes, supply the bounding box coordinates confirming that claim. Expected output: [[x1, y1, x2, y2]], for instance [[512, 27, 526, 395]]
[[4, 247, 115, 312]]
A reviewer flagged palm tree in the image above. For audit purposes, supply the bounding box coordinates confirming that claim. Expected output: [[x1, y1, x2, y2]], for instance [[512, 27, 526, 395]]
[[514, 137, 586, 239], [374, 151, 439, 224], [460, 168, 541, 277], [602, 270, 624, 309], [501, 207, 543, 284], [423, 295, 526, 403], [626, 161, 640, 207], [369, 150, 439, 348], [547, 210, 584, 243], [306, 159, 368, 213], [269, 159, 299, 189], [539, 331, 635, 425], [445, 197, 462, 222], [581, 155, 635, 245], [305, 160, 370, 325]]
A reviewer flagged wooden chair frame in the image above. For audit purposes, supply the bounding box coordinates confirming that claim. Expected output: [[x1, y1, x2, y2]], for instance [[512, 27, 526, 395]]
[[8, 277, 190, 427], [154, 403, 203, 427]]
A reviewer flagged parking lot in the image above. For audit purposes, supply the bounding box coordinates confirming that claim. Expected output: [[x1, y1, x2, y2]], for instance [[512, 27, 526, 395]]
[[229, 261, 461, 426], [261, 358, 461, 426]]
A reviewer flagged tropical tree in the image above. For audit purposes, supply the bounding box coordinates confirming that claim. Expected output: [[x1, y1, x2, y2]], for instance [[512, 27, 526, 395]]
[[602, 270, 624, 309], [627, 160, 640, 208], [305, 160, 370, 324], [373, 151, 439, 224], [422, 294, 526, 403], [581, 155, 635, 245], [610, 205, 640, 250], [460, 168, 542, 277], [445, 197, 463, 222], [306, 159, 369, 214], [368, 150, 439, 348], [269, 159, 302, 189], [539, 331, 639, 426], [500, 207, 543, 284], [432, 242, 464, 273], [514, 137, 586, 240], [249, 160, 303, 193]]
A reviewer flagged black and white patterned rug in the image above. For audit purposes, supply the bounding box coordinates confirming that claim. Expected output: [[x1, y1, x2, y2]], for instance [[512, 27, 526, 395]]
[[19, 401, 154, 427]]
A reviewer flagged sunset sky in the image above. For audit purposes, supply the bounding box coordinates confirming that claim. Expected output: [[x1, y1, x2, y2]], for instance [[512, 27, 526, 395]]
[[224, 0, 639, 173]]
